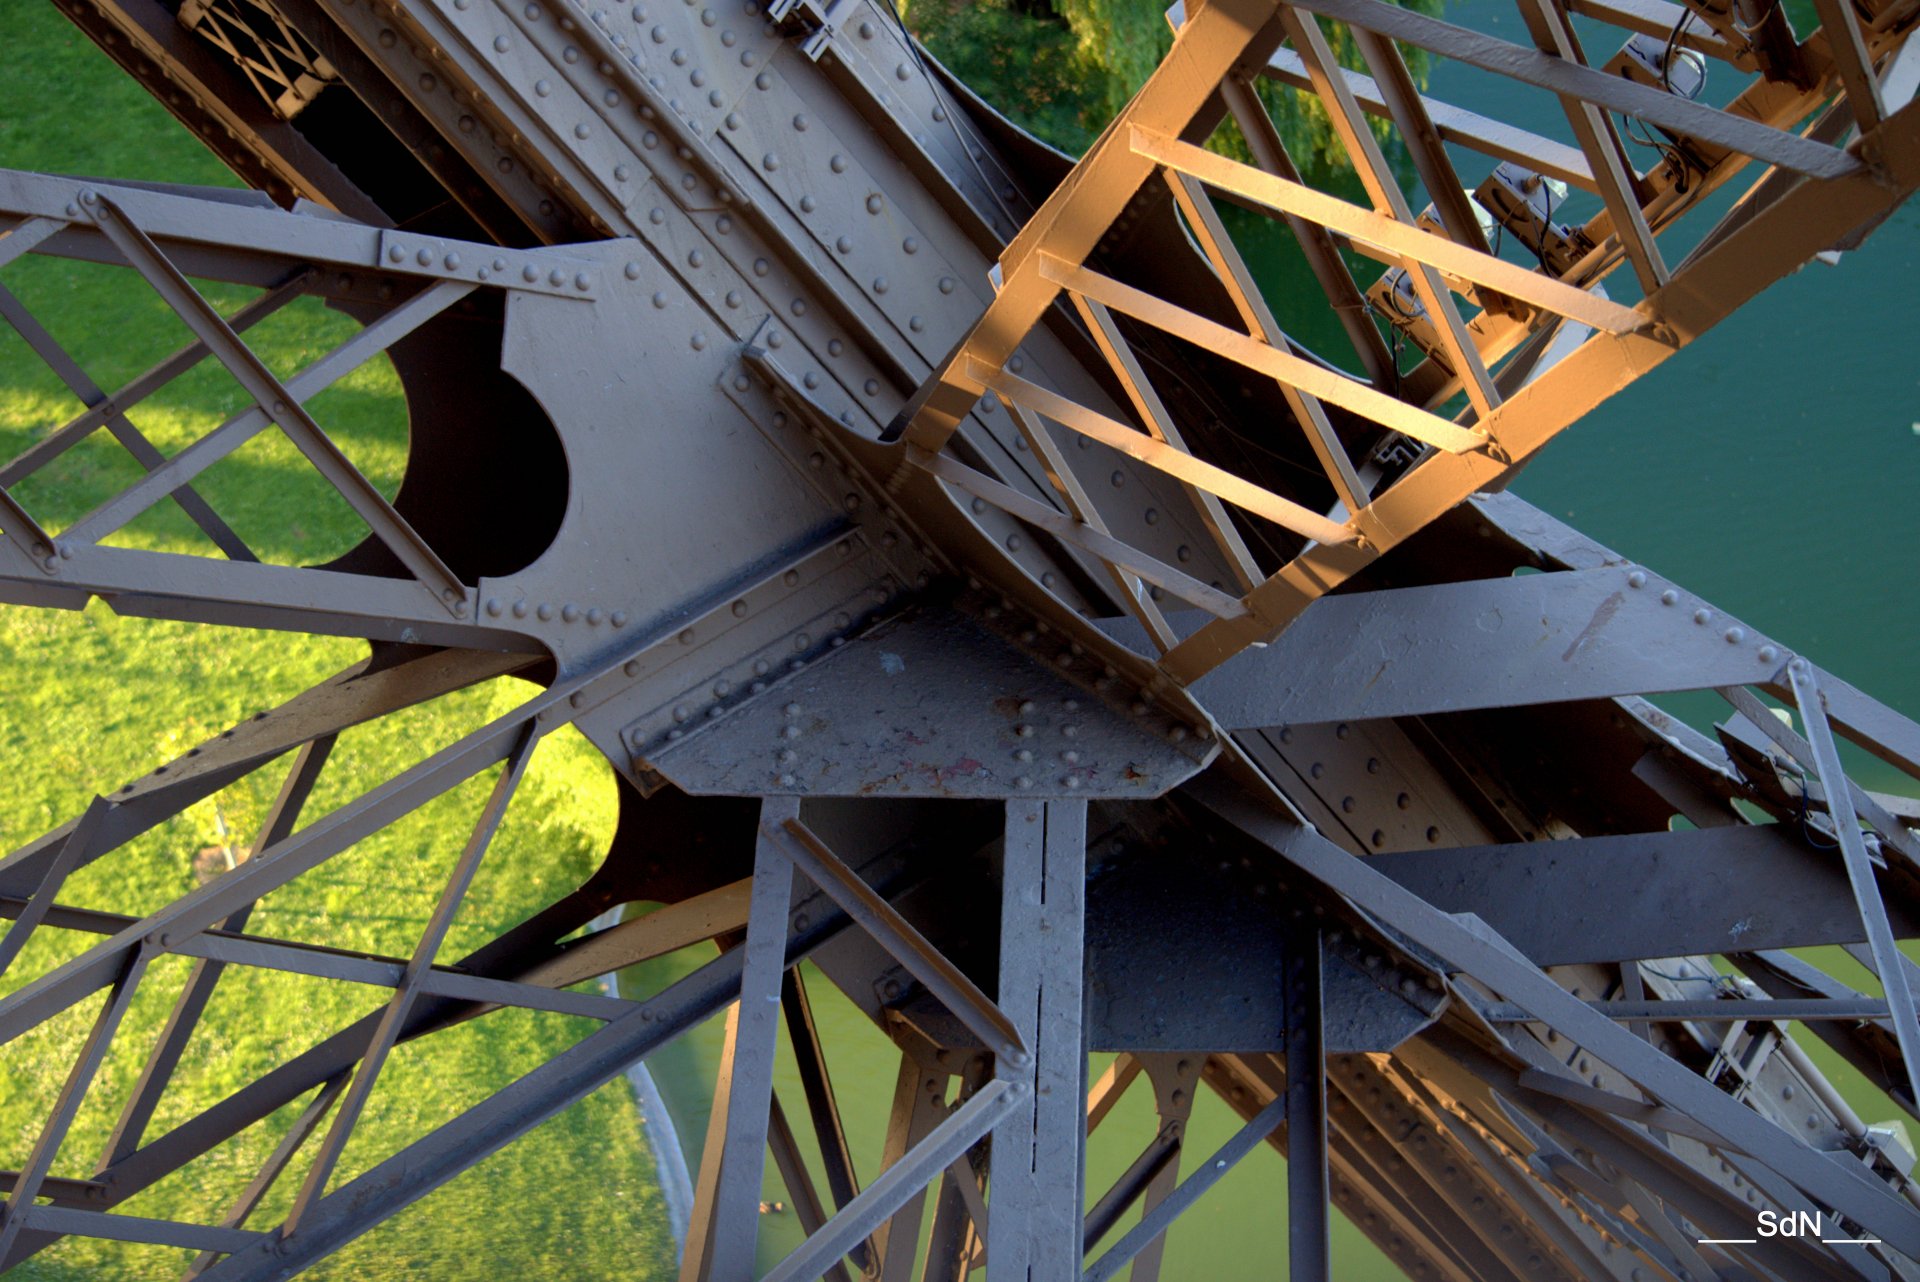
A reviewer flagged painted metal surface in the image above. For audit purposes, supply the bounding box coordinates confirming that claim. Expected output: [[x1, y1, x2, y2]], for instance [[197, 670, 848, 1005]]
[[2, 0, 1920, 1276]]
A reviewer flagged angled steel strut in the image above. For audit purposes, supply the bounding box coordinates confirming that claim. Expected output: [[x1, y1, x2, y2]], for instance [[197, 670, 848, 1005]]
[[4, 0, 1920, 1276]]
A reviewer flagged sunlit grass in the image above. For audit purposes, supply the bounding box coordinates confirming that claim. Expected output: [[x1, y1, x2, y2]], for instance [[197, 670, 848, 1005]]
[[0, 6, 673, 1279]]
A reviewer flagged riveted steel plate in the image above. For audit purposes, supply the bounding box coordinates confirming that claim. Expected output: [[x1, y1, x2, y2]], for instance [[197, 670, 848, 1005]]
[[1084, 844, 1440, 1053], [648, 604, 1211, 797]]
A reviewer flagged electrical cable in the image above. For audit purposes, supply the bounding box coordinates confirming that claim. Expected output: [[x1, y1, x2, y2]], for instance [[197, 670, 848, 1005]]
[[876, 0, 1024, 234]]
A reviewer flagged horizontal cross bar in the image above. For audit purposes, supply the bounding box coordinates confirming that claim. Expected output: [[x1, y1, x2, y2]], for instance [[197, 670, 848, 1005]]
[[1483, 998, 1893, 1022]]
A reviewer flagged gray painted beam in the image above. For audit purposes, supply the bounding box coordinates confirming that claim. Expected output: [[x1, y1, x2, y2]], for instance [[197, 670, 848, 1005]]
[[1367, 822, 1920, 967], [700, 798, 798, 1281], [1192, 780, 1920, 1257], [1285, 927, 1330, 1282], [989, 798, 1087, 1281], [1191, 566, 1789, 729]]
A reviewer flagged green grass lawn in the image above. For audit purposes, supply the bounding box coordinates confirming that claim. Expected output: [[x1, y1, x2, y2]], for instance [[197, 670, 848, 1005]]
[[0, 7, 674, 1278]]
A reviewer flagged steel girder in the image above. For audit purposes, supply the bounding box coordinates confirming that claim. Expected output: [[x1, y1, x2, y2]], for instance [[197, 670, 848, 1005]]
[[4, 0, 1920, 1277]]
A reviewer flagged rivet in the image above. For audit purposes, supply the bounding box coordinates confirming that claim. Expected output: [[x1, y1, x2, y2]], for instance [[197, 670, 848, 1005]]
[[1627, 570, 1647, 588], [679, 628, 696, 645], [512, 600, 529, 618], [836, 236, 852, 254], [624, 261, 642, 280], [938, 276, 955, 293], [536, 602, 555, 621], [1693, 608, 1712, 625], [1660, 589, 1678, 605], [1724, 626, 1745, 644], [1758, 645, 1779, 663], [865, 193, 883, 214]]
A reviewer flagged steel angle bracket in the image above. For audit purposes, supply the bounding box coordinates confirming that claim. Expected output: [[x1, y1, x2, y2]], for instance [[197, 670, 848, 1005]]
[[1083, 825, 1447, 1052], [648, 603, 1213, 797], [765, 0, 848, 61]]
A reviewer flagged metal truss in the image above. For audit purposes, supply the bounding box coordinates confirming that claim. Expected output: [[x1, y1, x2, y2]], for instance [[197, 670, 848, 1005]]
[[177, 0, 340, 120], [888, 0, 1920, 687], [4, 0, 1920, 1277]]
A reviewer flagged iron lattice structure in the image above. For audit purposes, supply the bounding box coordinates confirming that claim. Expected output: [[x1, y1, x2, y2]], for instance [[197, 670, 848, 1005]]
[[3, 0, 1920, 1276]]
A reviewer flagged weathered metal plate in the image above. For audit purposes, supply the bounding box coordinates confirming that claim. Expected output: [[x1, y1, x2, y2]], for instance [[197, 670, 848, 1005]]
[[1085, 840, 1440, 1054], [1190, 565, 1792, 729], [648, 606, 1212, 798]]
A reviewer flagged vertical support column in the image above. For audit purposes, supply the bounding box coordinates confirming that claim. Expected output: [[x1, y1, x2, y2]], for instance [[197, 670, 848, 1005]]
[[683, 796, 798, 1282], [919, 1058, 993, 1282], [990, 798, 1087, 1282], [1126, 1055, 1196, 1282], [871, 1054, 951, 1282], [1284, 924, 1330, 1282]]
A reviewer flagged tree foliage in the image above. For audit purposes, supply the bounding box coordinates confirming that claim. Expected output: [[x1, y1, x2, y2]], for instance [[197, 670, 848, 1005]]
[[904, 0, 1441, 186]]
